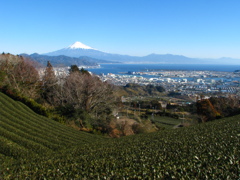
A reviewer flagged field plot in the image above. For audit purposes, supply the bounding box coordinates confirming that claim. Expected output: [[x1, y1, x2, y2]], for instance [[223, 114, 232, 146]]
[[0, 92, 239, 179], [150, 115, 183, 128]]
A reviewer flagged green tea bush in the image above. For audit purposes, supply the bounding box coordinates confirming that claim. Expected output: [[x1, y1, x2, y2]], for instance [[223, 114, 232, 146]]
[[1, 88, 49, 116], [0, 92, 239, 179]]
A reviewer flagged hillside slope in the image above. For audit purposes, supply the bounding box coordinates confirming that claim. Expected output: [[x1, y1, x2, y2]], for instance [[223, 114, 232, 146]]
[[0, 92, 104, 158], [22, 53, 99, 66], [0, 92, 239, 179]]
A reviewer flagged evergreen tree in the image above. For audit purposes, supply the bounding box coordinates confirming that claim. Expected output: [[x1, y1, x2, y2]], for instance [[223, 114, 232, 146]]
[[69, 65, 90, 75], [41, 61, 58, 104], [80, 67, 90, 75], [69, 65, 80, 73]]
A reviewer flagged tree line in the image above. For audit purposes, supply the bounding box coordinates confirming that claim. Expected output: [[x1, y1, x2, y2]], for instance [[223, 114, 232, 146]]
[[196, 96, 240, 122], [0, 54, 117, 133]]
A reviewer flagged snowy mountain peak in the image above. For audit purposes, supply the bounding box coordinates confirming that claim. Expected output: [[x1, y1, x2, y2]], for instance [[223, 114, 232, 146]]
[[68, 41, 95, 50]]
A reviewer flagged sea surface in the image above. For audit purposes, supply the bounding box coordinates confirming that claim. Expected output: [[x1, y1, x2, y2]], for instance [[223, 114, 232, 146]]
[[86, 64, 240, 75]]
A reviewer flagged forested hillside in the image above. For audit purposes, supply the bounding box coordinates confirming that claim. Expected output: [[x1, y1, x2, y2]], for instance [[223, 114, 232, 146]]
[[21, 53, 114, 66]]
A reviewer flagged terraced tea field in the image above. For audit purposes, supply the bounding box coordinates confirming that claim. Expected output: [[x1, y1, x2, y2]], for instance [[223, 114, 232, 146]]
[[0, 92, 239, 179], [0, 92, 104, 155], [149, 115, 183, 129]]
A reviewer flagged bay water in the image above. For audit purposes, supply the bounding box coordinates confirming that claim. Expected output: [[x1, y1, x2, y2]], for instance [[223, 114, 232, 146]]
[[86, 64, 240, 75]]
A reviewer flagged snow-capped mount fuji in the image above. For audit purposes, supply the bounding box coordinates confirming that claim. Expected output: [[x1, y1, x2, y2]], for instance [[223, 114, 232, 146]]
[[44, 41, 113, 59], [44, 43, 199, 64], [67, 41, 96, 50], [44, 42, 240, 64]]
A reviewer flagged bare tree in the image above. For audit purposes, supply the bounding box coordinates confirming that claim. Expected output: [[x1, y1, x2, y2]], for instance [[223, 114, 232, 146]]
[[53, 71, 116, 119], [0, 54, 40, 98]]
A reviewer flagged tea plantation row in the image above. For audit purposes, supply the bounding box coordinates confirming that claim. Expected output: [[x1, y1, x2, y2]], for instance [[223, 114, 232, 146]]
[[0, 92, 239, 179], [0, 92, 104, 155]]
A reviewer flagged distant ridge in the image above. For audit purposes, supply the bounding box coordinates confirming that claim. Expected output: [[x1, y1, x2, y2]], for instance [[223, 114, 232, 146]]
[[21, 53, 117, 67], [44, 42, 240, 64]]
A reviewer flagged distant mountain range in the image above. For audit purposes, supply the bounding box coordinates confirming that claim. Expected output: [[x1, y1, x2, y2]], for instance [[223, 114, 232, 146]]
[[43, 42, 240, 65], [21, 53, 117, 67]]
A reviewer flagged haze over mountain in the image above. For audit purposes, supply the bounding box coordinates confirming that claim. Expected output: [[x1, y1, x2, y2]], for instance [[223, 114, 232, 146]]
[[44, 42, 240, 65], [21, 53, 109, 67]]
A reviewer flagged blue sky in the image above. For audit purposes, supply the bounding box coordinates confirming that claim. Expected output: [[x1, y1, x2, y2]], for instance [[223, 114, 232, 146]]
[[1, 0, 240, 58]]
